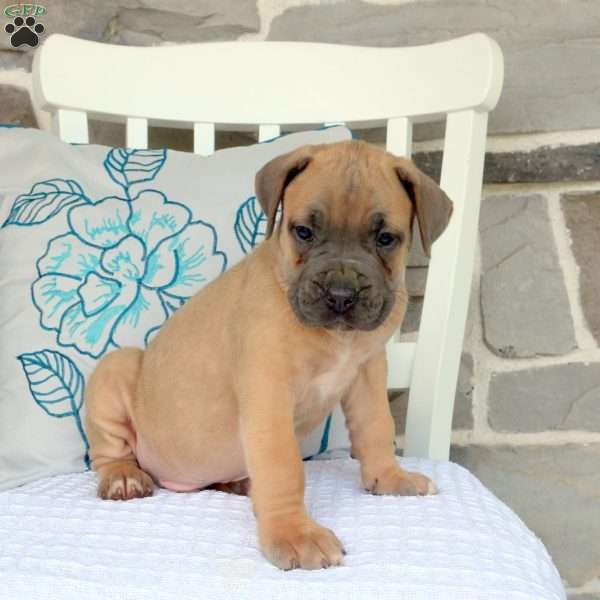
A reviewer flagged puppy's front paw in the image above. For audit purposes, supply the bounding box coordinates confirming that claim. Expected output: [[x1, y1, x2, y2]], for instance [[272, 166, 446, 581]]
[[97, 461, 154, 500], [364, 466, 437, 496], [260, 516, 345, 570]]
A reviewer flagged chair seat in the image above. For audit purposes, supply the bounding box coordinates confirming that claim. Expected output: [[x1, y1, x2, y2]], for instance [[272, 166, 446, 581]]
[[0, 457, 564, 600]]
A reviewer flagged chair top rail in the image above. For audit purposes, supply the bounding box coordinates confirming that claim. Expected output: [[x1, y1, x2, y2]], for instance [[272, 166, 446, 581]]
[[33, 33, 503, 126]]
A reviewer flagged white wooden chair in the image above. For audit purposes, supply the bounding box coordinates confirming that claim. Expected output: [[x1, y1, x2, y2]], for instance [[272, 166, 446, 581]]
[[7, 33, 564, 599], [33, 32, 502, 460]]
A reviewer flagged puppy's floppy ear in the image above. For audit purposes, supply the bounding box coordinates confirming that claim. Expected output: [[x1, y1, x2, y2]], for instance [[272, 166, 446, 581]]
[[393, 157, 453, 257], [255, 146, 314, 238]]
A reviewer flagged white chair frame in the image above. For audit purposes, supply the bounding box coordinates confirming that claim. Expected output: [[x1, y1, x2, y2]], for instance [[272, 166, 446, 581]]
[[32, 33, 503, 461]]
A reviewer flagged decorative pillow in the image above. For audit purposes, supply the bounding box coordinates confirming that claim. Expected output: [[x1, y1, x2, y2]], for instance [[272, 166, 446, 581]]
[[0, 125, 352, 491]]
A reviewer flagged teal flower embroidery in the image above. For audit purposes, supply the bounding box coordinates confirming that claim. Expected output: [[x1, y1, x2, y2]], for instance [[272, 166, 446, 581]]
[[0, 146, 228, 468], [32, 189, 227, 358]]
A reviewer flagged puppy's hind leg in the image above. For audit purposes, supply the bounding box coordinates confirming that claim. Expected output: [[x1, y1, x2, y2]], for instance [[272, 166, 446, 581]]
[[85, 348, 153, 500]]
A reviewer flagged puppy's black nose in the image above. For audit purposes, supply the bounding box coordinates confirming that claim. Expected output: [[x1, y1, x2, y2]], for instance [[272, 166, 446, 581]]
[[325, 287, 357, 314]]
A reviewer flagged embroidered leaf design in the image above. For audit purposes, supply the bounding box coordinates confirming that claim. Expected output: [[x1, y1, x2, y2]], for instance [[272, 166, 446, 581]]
[[234, 196, 268, 254], [18, 349, 84, 418], [17, 349, 89, 466], [104, 149, 167, 190], [2, 179, 89, 227]]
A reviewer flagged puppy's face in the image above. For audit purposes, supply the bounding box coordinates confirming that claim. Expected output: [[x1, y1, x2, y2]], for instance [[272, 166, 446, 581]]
[[278, 148, 412, 331], [256, 141, 452, 332]]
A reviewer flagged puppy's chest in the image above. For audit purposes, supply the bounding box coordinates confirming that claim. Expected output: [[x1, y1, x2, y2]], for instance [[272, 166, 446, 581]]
[[294, 349, 360, 430]]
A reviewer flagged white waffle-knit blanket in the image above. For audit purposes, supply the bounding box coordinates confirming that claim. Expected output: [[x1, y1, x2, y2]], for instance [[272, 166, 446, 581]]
[[0, 457, 565, 600]]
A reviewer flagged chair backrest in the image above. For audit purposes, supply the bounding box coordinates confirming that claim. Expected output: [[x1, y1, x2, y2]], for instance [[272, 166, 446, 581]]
[[32, 33, 503, 460]]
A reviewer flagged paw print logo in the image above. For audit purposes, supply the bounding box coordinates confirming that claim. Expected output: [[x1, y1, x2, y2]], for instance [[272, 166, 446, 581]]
[[5, 16, 45, 48]]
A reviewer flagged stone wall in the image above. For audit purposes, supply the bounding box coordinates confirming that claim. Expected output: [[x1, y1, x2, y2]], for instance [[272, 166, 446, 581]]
[[1, 1, 599, 596]]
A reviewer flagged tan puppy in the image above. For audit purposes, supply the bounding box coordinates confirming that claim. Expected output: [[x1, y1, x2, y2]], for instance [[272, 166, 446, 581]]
[[85, 140, 453, 570]]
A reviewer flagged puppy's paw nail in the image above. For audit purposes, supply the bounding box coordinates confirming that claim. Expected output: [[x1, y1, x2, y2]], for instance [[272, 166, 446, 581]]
[[427, 480, 438, 495], [284, 558, 298, 571]]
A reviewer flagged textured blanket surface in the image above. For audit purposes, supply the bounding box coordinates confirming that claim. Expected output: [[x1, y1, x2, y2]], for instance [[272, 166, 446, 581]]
[[0, 457, 565, 600]]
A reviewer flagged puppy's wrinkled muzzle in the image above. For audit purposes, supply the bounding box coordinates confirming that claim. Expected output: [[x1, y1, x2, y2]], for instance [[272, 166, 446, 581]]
[[291, 262, 392, 330]]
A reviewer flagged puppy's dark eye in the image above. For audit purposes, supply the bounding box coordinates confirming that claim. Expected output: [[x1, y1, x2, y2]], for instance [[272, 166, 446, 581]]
[[294, 225, 314, 242], [376, 232, 396, 248]]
